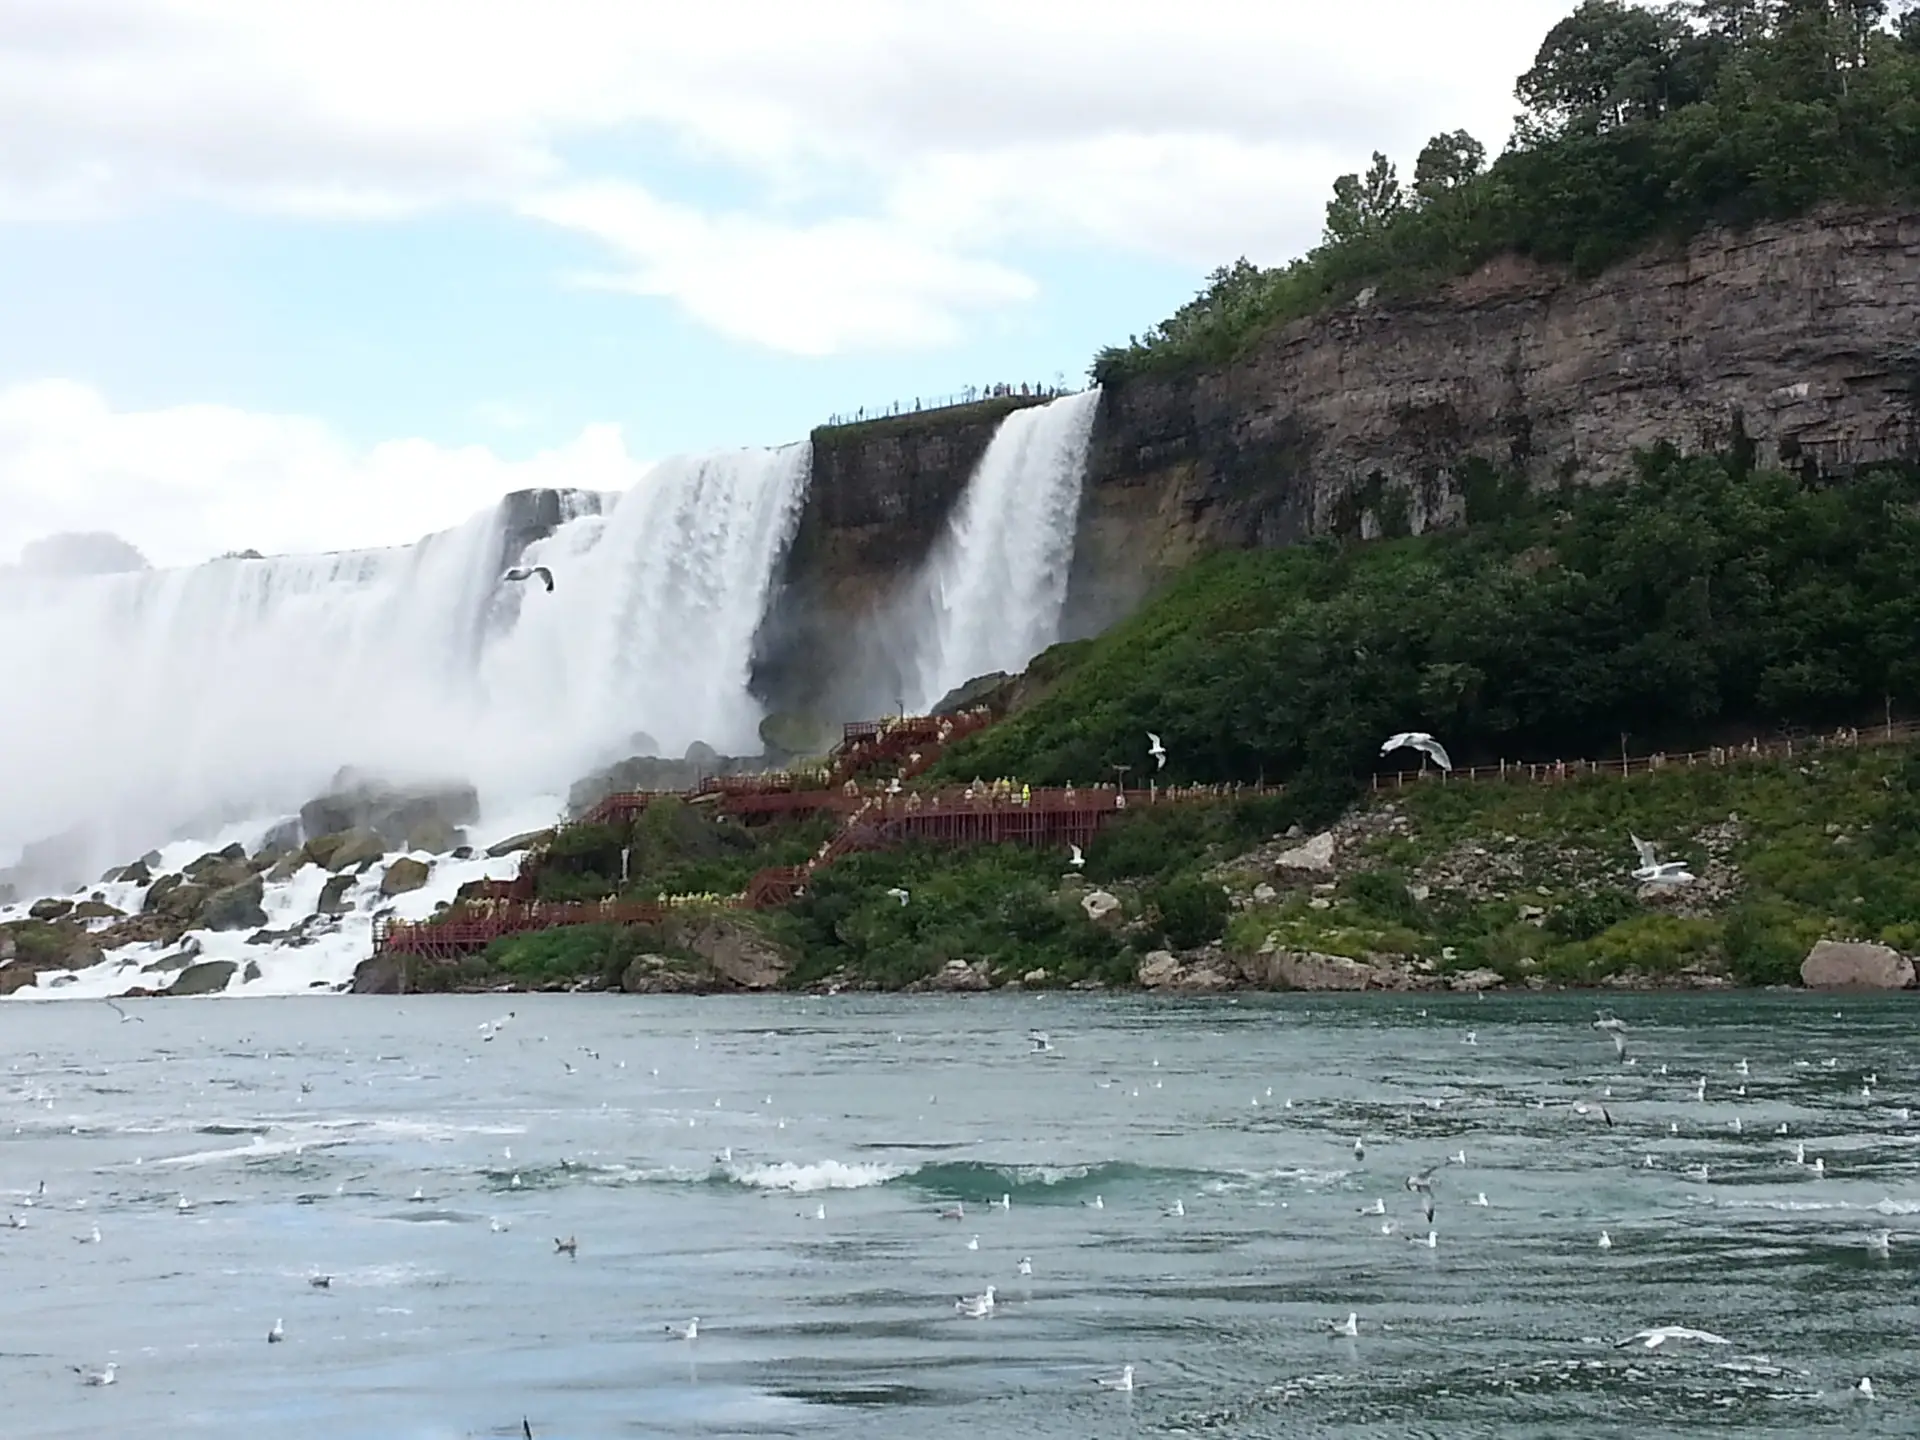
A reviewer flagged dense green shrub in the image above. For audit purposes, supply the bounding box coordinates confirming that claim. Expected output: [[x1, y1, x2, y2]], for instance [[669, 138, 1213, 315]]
[[936, 452, 1920, 798], [1149, 877, 1232, 950]]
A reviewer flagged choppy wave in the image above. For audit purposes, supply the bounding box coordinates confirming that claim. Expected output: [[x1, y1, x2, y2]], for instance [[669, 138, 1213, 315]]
[[719, 1160, 909, 1193]]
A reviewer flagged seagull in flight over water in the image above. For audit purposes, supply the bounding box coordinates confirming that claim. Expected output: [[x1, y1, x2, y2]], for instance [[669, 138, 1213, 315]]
[[1618, 1326, 1731, 1350], [503, 565, 554, 592], [101, 998, 143, 1023]]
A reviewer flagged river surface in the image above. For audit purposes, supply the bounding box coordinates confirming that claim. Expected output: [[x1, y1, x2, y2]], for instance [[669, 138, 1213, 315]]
[[3, 993, 1916, 1438]]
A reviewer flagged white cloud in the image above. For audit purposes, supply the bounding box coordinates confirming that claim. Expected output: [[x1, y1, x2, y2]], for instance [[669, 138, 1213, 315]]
[[523, 181, 1036, 353], [0, 380, 649, 568], [0, 0, 1577, 348]]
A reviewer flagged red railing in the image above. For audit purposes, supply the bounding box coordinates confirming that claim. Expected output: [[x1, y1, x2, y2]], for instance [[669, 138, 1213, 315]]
[[375, 898, 669, 958]]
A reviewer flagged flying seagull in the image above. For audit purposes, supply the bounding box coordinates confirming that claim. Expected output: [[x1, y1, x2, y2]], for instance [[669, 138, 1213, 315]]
[[503, 565, 555, 593], [1629, 835, 1694, 886], [1381, 732, 1452, 771], [885, 887, 909, 906], [1146, 732, 1167, 770], [1617, 1326, 1731, 1350], [101, 998, 143, 1023], [1068, 844, 1085, 870]]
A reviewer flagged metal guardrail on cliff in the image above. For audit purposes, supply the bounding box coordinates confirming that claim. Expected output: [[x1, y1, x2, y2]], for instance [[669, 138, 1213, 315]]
[[821, 384, 1070, 429]]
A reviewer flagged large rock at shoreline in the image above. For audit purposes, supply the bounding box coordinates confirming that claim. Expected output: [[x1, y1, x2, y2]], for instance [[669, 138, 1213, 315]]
[[1800, 940, 1915, 990], [620, 954, 710, 994], [668, 916, 792, 990], [1245, 944, 1427, 991], [349, 954, 404, 995], [1136, 949, 1236, 991], [201, 876, 267, 932], [167, 959, 237, 996]]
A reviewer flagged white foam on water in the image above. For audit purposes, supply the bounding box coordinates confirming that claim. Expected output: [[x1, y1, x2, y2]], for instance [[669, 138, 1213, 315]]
[[724, 1159, 907, 1192], [903, 389, 1100, 710]]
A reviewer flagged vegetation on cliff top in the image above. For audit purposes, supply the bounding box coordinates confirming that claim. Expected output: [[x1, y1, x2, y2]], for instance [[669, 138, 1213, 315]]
[[1095, 0, 1920, 382], [934, 449, 1920, 803]]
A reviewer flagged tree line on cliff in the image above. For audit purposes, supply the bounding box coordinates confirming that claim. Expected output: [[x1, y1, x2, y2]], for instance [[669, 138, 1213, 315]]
[[1093, 0, 1920, 382]]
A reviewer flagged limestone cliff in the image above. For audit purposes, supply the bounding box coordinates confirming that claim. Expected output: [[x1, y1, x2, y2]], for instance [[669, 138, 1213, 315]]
[[755, 208, 1920, 720]]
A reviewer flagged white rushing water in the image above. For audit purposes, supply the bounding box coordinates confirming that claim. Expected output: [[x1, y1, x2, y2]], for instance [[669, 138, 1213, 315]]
[[0, 445, 809, 877], [903, 388, 1101, 711]]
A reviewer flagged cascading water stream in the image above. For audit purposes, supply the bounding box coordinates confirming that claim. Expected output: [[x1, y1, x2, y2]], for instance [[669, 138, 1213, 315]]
[[0, 445, 808, 878], [903, 388, 1101, 712]]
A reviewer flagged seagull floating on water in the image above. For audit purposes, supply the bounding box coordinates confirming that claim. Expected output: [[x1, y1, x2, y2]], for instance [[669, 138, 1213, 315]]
[[72, 1362, 116, 1386], [938, 1202, 965, 1221], [553, 1236, 577, 1257], [1017, 1256, 1032, 1277], [1858, 1377, 1876, 1399], [1096, 1364, 1135, 1391], [1163, 1199, 1185, 1218], [267, 1318, 284, 1344], [1359, 1199, 1386, 1215], [1598, 1230, 1613, 1250], [665, 1317, 699, 1340], [967, 1234, 980, 1250], [955, 1287, 995, 1319], [503, 565, 554, 593], [1471, 1192, 1489, 1207], [308, 1273, 331, 1289], [1326, 1311, 1360, 1337]]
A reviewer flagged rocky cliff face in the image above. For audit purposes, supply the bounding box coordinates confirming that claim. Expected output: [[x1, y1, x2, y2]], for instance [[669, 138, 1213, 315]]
[[755, 208, 1920, 719], [1078, 207, 1920, 602], [752, 396, 1049, 720]]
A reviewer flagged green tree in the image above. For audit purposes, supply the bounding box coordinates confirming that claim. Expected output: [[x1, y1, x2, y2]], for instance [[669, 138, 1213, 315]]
[[1324, 152, 1403, 243], [1412, 130, 1489, 201], [1515, 0, 1693, 131]]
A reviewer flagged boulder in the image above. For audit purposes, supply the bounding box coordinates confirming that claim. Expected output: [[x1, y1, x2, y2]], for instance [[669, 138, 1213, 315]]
[[1447, 967, 1507, 992], [201, 876, 267, 932], [266, 850, 308, 882], [486, 829, 552, 859], [349, 954, 404, 995], [0, 967, 37, 996], [1023, 967, 1051, 985], [620, 953, 708, 994], [1800, 940, 1915, 991], [69, 900, 123, 922], [242, 960, 262, 983], [1274, 831, 1337, 874], [380, 857, 432, 897], [299, 778, 479, 850], [669, 916, 792, 990], [167, 959, 238, 996], [316, 874, 356, 917], [758, 710, 836, 759], [28, 898, 73, 922], [1137, 950, 1184, 988], [1248, 945, 1423, 991], [1081, 890, 1123, 925], [142, 875, 211, 921], [323, 829, 387, 872], [1252, 883, 1277, 904], [926, 958, 991, 992], [404, 817, 462, 855], [252, 819, 303, 866], [141, 940, 203, 974]]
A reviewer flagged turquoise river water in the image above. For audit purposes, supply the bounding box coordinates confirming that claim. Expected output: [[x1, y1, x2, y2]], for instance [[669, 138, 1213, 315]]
[[2, 993, 1916, 1438]]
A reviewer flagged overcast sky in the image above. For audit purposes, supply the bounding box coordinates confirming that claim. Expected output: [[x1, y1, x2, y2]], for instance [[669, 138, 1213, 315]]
[[0, 0, 1575, 567]]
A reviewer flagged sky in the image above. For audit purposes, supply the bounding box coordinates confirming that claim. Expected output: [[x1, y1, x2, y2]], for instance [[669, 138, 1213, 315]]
[[0, 0, 1578, 567]]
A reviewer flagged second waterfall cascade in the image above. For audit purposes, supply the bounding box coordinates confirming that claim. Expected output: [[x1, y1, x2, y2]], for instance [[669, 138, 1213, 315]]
[[902, 388, 1102, 713]]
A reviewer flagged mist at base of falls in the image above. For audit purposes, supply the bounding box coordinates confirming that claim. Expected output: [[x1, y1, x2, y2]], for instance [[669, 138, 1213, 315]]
[[0, 446, 808, 878]]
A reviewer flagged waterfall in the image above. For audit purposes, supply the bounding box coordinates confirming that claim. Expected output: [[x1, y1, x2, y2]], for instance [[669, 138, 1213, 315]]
[[0, 446, 808, 878], [904, 388, 1101, 711]]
